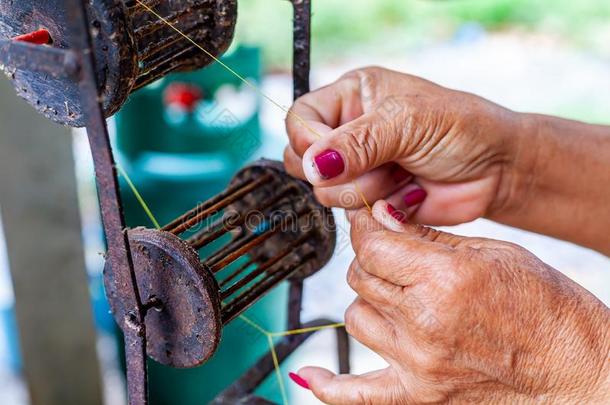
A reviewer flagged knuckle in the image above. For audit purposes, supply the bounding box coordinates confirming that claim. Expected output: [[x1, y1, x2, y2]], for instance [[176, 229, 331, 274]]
[[360, 65, 383, 73], [344, 302, 363, 335], [337, 188, 362, 209], [413, 350, 445, 375], [338, 74, 361, 94], [346, 261, 359, 289], [428, 258, 467, 301], [356, 68, 379, 105], [316, 385, 334, 403]]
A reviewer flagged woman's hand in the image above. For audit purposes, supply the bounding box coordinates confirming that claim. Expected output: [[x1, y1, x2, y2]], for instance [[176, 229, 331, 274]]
[[292, 204, 610, 404], [285, 66, 610, 255], [284, 66, 524, 226]]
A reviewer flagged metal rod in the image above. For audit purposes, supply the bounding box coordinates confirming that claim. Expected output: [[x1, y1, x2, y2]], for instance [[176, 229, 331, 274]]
[[220, 233, 311, 300], [209, 226, 281, 273], [221, 265, 295, 325], [133, 7, 192, 37], [281, 0, 313, 336], [136, 43, 201, 88], [139, 20, 206, 60], [203, 232, 250, 270], [218, 259, 256, 288], [0, 41, 79, 80], [287, 279, 304, 330], [189, 214, 240, 251], [125, 0, 162, 13], [292, 0, 312, 99], [64, 1, 148, 403], [162, 178, 254, 232], [206, 205, 306, 271], [163, 174, 272, 234], [189, 186, 293, 250], [336, 325, 351, 374], [221, 254, 314, 325]]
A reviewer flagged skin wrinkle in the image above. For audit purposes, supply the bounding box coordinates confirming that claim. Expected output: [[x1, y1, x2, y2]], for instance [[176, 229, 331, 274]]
[[346, 122, 379, 173]]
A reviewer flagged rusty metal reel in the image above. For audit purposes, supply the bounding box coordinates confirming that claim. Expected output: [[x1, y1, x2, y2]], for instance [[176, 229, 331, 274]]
[[0, 0, 237, 127], [104, 228, 222, 368]]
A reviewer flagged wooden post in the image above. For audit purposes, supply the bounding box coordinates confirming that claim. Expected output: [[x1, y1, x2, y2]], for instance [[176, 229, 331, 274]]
[[0, 76, 104, 405]]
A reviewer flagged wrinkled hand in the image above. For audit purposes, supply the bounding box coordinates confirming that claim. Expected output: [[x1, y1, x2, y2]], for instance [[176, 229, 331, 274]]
[[294, 202, 610, 404], [285, 66, 525, 225]]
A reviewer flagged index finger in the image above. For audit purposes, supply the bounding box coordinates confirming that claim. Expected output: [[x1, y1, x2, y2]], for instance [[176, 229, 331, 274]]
[[286, 73, 364, 156]]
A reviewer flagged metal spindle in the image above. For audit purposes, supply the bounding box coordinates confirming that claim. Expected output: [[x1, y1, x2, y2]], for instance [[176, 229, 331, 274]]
[[163, 173, 272, 235], [220, 232, 312, 300], [221, 254, 316, 325], [188, 185, 294, 250], [105, 160, 336, 370], [218, 259, 256, 288]]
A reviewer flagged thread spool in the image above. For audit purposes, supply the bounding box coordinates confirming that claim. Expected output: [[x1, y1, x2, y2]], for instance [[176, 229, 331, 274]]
[[0, 0, 237, 127], [104, 160, 336, 368]]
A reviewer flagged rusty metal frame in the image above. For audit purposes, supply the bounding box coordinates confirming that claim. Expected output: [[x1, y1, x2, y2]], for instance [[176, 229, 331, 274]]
[[0, 0, 349, 404], [0, 1, 149, 404], [64, 1, 150, 404], [1, 32, 151, 405]]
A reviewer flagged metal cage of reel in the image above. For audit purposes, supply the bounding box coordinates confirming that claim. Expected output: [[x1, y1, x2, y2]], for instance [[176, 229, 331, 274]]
[[0, 0, 237, 126], [104, 160, 337, 368]]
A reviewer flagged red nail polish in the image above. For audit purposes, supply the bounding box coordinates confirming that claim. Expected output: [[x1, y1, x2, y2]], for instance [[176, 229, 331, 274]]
[[387, 203, 406, 223], [314, 149, 345, 179], [403, 189, 427, 207], [13, 29, 51, 45], [288, 372, 310, 389], [391, 166, 412, 183]]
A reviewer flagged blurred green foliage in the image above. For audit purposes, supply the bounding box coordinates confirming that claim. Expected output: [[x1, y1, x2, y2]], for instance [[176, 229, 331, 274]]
[[234, 0, 610, 67]]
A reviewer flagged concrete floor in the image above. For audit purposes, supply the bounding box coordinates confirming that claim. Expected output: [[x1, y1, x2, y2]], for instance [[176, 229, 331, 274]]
[[1, 30, 609, 404]]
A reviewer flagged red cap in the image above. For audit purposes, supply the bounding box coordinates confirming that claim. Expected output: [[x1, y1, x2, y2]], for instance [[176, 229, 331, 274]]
[[163, 83, 203, 112], [13, 29, 51, 45]]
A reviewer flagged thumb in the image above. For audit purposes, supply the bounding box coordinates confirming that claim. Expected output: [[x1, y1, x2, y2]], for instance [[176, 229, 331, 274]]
[[302, 113, 403, 186], [294, 366, 401, 405]]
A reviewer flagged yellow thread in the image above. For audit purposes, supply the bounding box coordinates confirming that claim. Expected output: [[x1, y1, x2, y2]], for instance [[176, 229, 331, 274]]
[[269, 322, 346, 337], [116, 164, 161, 229], [237, 314, 270, 335], [133, 0, 372, 212], [352, 181, 372, 211], [268, 334, 289, 405]]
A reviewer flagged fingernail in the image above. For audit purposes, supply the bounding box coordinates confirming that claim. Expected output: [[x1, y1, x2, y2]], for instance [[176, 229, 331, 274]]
[[314, 149, 345, 179], [403, 189, 427, 207], [391, 166, 412, 183], [288, 372, 310, 389], [387, 203, 406, 223]]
